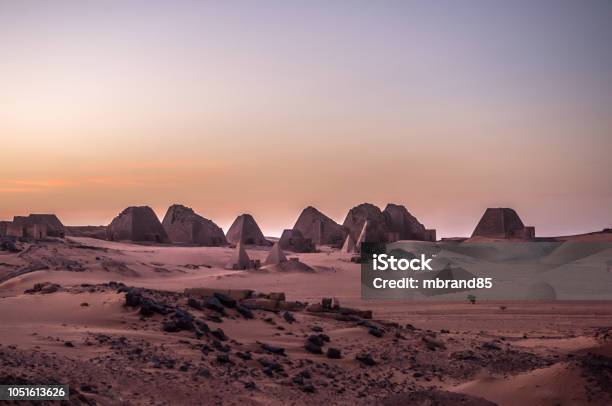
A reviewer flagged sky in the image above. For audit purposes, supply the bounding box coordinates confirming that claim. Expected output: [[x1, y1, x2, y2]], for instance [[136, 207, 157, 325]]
[[1, 0, 611, 238]]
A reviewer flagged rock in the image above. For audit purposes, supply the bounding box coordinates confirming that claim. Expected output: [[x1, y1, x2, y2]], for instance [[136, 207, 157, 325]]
[[187, 298, 203, 310], [236, 351, 252, 360], [212, 340, 230, 353], [214, 292, 237, 308], [216, 354, 231, 364], [368, 327, 385, 338], [0, 240, 20, 253], [283, 311, 296, 324], [307, 335, 327, 347], [211, 328, 228, 341], [267, 292, 286, 301], [205, 297, 226, 314], [258, 358, 283, 372], [261, 343, 286, 356], [139, 299, 172, 317], [422, 335, 446, 350], [236, 304, 254, 319], [302, 384, 316, 393], [124, 289, 143, 306], [196, 367, 211, 377], [482, 341, 501, 351], [25, 282, 61, 295], [355, 353, 376, 366], [304, 342, 323, 354], [311, 325, 323, 332], [326, 348, 342, 359]]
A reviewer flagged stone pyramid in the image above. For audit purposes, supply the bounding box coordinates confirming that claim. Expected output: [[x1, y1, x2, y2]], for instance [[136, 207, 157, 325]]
[[107, 206, 170, 243], [471, 208, 534, 239], [226, 241, 251, 270], [343, 203, 388, 243], [341, 233, 357, 253], [293, 206, 347, 246], [383, 203, 435, 241], [264, 242, 288, 265], [226, 214, 271, 246], [355, 220, 369, 253], [162, 204, 227, 246]]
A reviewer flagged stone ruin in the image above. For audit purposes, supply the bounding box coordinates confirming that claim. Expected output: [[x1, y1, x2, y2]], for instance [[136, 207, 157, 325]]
[[264, 242, 288, 265], [341, 233, 357, 254], [471, 208, 535, 240], [383, 203, 436, 242], [225, 241, 260, 270], [107, 206, 170, 243], [162, 204, 227, 246], [278, 229, 315, 253], [0, 214, 65, 240], [343, 203, 436, 244], [225, 214, 271, 246], [292, 206, 347, 247]]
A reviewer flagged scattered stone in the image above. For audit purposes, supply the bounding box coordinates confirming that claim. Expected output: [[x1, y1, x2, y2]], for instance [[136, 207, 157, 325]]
[[236, 351, 252, 360], [304, 342, 323, 354], [187, 298, 203, 310], [368, 327, 385, 338], [261, 343, 286, 356], [236, 304, 254, 319], [213, 292, 237, 308], [205, 297, 226, 314], [326, 348, 342, 359], [283, 311, 296, 324], [355, 353, 376, 366], [422, 335, 446, 350], [482, 341, 501, 351], [211, 328, 228, 341]]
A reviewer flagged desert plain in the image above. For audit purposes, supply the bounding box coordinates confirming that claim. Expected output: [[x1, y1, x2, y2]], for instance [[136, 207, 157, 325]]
[[1, 230, 612, 405]]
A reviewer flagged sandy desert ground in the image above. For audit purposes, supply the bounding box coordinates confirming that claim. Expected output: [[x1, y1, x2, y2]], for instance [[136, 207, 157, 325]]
[[1, 237, 612, 405]]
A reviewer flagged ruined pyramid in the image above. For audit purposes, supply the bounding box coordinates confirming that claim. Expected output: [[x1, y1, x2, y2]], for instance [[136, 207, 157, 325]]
[[107, 206, 170, 243], [264, 242, 288, 265], [226, 241, 252, 270], [292, 206, 347, 246], [471, 208, 535, 240], [226, 214, 271, 246], [162, 204, 227, 246], [342, 203, 389, 243], [341, 233, 357, 254]]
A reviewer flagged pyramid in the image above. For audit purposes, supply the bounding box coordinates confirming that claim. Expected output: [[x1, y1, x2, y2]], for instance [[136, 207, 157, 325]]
[[471, 208, 534, 240], [107, 206, 170, 243], [226, 241, 251, 270], [226, 214, 271, 246], [278, 229, 314, 252], [342, 203, 389, 243], [354, 220, 370, 252], [162, 204, 227, 246], [13, 214, 65, 238], [264, 242, 287, 265], [383, 203, 436, 242], [341, 233, 357, 253], [293, 206, 347, 246]]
